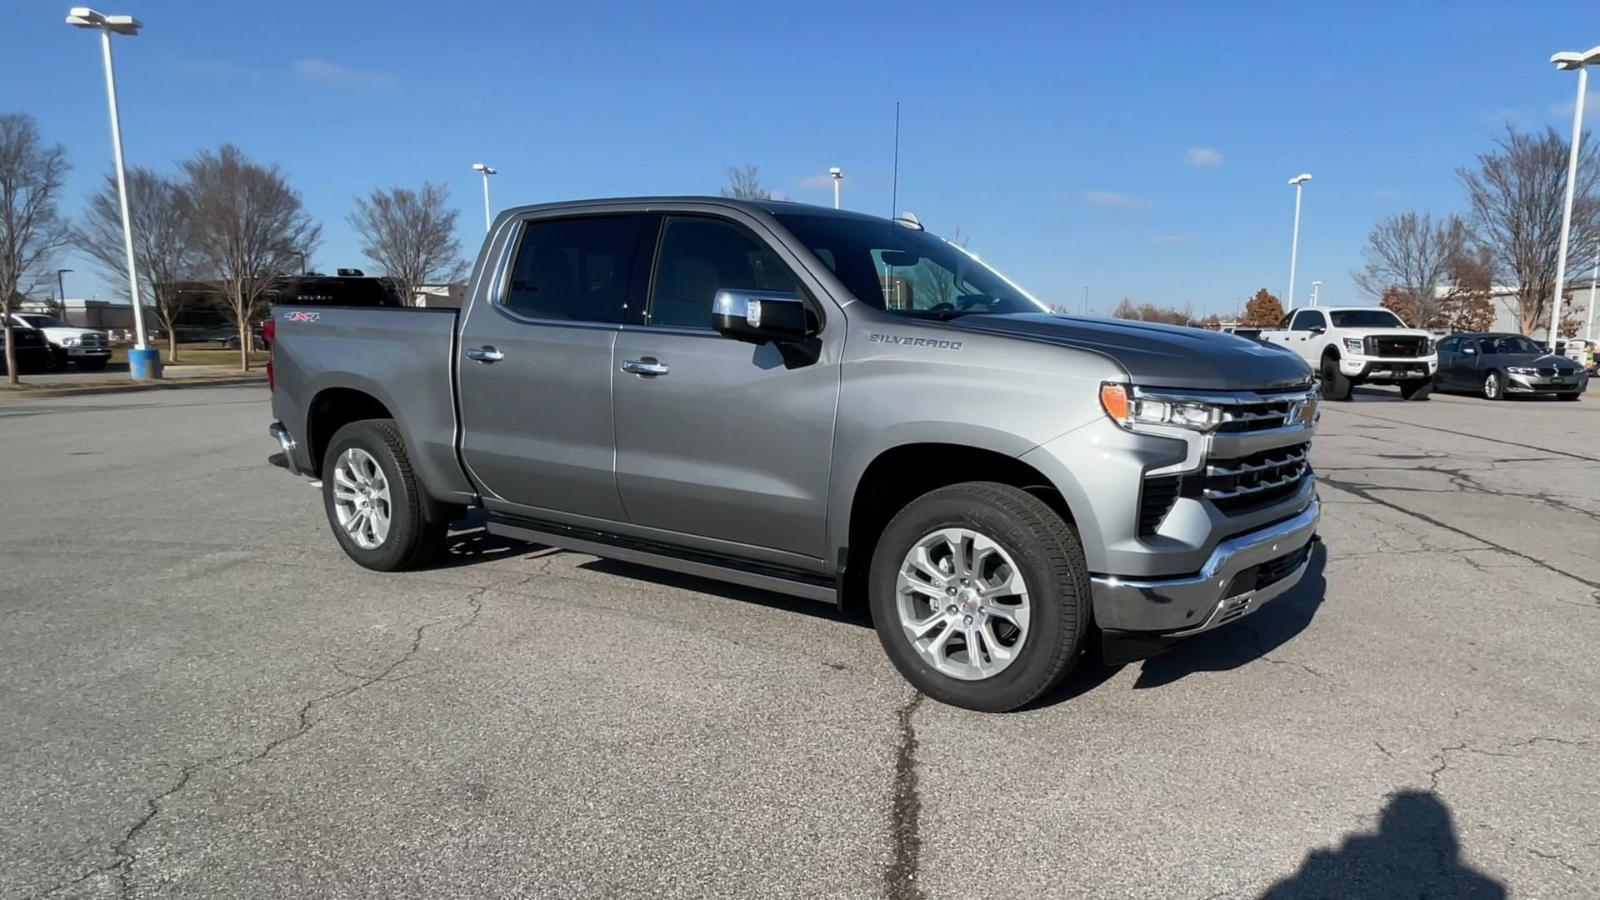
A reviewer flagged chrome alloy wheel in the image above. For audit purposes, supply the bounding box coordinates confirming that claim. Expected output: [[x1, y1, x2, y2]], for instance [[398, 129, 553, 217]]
[[896, 528, 1032, 681], [1484, 372, 1501, 400], [332, 448, 391, 550]]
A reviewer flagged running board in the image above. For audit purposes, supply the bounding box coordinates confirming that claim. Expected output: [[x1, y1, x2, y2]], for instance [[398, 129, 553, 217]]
[[486, 513, 838, 604]]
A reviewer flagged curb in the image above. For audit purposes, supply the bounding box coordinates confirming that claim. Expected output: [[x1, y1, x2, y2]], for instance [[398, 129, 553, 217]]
[[0, 374, 267, 400]]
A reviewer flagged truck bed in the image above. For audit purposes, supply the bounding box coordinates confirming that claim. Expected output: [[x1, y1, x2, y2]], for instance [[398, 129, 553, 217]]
[[268, 305, 475, 504]]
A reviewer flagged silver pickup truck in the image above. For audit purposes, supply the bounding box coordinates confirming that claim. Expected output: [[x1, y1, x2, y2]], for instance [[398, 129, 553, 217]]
[[268, 197, 1321, 711]]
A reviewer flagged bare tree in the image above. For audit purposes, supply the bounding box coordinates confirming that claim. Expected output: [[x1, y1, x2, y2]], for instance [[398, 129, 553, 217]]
[[78, 167, 198, 361], [348, 182, 466, 306], [1351, 212, 1468, 327], [1459, 126, 1600, 335], [0, 114, 71, 385], [182, 145, 319, 370], [720, 165, 774, 200]]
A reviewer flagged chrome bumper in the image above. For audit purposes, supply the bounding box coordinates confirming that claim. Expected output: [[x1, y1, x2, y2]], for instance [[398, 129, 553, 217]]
[[1092, 498, 1320, 635], [268, 421, 308, 476]]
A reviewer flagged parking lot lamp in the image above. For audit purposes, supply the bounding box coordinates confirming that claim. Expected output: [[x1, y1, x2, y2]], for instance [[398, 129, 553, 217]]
[[472, 163, 496, 233], [829, 167, 842, 209], [1548, 46, 1600, 350], [1286, 173, 1311, 313], [67, 7, 157, 379], [1586, 252, 1597, 342], [1310, 280, 1321, 308]]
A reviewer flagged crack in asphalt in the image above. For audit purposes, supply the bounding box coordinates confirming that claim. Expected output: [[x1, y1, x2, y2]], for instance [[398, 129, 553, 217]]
[[22, 581, 495, 900], [1529, 848, 1583, 874], [884, 691, 927, 900], [1316, 475, 1600, 595], [1235, 622, 1331, 680]]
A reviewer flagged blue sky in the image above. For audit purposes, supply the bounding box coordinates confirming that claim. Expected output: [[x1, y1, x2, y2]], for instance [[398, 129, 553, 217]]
[[2, 0, 1595, 316]]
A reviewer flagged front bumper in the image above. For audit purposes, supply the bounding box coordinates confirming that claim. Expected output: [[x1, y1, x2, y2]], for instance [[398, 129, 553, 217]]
[[64, 347, 111, 358], [1339, 356, 1437, 382], [1506, 371, 1586, 394], [1091, 497, 1320, 636]]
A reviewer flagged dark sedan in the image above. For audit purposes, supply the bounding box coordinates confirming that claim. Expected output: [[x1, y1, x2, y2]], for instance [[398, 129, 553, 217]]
[[1434, 333, 1588, 401], [0, 324, 55, 374]]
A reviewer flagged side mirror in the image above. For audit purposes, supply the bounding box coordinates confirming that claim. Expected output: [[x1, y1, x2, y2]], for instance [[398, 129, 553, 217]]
[[712, 290, 812, 345], [1463, 346, 1477, 355], [1308, 326, 1325, 335]]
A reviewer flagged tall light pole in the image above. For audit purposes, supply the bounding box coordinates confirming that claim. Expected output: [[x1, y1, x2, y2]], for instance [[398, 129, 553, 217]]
[[56, 268, 72, 302], [67, 7, 157, 378], [1286, 173, 1312, 313], [829, 166, 843, 209], [1549, 46, 1600, 350], [1586, 252, 1598, 342], [472, 163, 496, 232], [1310, 280, 1321, 308]]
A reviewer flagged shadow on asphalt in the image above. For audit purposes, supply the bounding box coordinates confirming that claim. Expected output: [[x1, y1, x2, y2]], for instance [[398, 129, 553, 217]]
[[1260, 790, 1506, 898], [578, 556, 872, 628], [1130, 541, 1329, 689]]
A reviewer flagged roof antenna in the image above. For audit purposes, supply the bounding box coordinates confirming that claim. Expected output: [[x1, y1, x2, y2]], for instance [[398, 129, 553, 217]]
[[890, 101, 900, 221]]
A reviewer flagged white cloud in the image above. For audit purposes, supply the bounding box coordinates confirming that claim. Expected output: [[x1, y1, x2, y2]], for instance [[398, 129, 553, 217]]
[[1184, 147, 1224, 169], [797, 173, 837, 191], [1083, 191, 1153, 210], [292, 58, 398, 89]]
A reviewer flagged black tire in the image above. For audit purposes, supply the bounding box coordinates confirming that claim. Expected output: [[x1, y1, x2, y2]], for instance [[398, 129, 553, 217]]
[[321, 419, 445, 571], [1320, 355, 1353, 401], [1558, 392, 1581, 401], [50, 348, 69, 371], [1483, 370, 1504, 401], [1398, 379, 1432, 401], [868, 482, 1090, 713], [73, 356, 109, 372]]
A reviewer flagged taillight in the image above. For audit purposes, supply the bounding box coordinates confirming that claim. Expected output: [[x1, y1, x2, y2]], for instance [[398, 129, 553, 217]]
[[263, 319, 276, 392]]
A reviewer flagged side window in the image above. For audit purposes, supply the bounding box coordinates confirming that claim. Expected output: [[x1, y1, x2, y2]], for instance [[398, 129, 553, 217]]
[[1278, 314, 1293, 329], [1438, 337, 1457, 353], [1289, 310, 1317, 331], [648, 216, 799, 329], [501, 215, 641, 323]]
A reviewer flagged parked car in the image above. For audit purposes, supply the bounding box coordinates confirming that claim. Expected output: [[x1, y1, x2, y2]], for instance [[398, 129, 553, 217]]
[[8, 313, 112, 371], [1258, 306, 1437, 401], [266, 197, 1322, 712], [0, 321, 56, 374], [1435, 333, 1588, 400]]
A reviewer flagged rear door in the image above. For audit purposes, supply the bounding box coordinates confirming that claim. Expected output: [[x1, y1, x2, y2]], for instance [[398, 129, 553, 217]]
[[1434, 336, 1460, 387], [611, 213, 839, 562], [457, 213, 647, 521]]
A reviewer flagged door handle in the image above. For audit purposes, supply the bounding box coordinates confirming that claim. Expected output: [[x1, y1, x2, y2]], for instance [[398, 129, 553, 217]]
[[465, 346, 504, 363], [620, 357, 669, 376]]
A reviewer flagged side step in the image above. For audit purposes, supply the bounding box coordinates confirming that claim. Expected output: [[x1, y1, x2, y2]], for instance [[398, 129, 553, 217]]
[[486, 513, 838, 604]]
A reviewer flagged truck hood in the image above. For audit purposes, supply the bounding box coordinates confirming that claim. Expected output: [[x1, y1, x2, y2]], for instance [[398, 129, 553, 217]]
[[1345, 327, 1431, 338], [945, 313, 1314, 391], [37, 326, 105, 341]]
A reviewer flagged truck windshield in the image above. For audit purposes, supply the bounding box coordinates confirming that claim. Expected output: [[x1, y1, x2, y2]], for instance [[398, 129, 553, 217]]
[[18, 314, 61, 328], [1329, 309, 1405, 329], [773, 213, 1048, 318]]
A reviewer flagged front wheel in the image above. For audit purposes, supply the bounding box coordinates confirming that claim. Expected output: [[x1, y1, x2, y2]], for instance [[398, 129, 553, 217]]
[[73, 356, 109, 372], [1559, 392, 1582, 402], [869, 482, 1090, 713], [1321, 357, 1353, 401], [1398, 379, 1432, 401], [321, 419, 445, 571], [1483, 371, 1504, 401]]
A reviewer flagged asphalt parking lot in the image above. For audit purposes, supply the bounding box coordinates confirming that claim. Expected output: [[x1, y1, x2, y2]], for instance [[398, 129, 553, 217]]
[[2, 383, 1597, 899]]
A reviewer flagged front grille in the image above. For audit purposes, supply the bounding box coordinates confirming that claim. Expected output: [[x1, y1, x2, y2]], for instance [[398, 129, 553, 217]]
[[1365, 336, 1427, 358], [1200, 442, 1311, 515], [1537, 367, 1557, 377], [1138, 476, 1182, 536], [79, 334, 107, 349], [1215, 396, 1297, 433]]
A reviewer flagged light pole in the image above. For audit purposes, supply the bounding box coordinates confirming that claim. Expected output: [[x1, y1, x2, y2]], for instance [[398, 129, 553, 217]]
[[1586, 252, 1598, 342], [1286, 173, 1311, 313], [1549, 46, 1600, 350], [1083, 286, 1089, 316], [829, 166, 843, 209], [56, 268, 72, 303], [472, 163, 496, 232], [67, 7, 156, 378], [1310, 280, 1321, 308]]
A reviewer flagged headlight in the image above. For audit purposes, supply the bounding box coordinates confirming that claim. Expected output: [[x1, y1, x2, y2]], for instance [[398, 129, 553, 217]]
[[1506, 366, 1537, 375], [1342, 338, 1363, 353], [60, 337, 79, 347], [1100, 383, 1222, 432]]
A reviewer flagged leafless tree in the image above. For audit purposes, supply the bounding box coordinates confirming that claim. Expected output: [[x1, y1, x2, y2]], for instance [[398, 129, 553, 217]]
[[1459, 126, 1600, 334], [0, 114, 71, 385], [78, 166, 199, 361], [348, 182, 466, 306], [1351, 212, 1469, 327], [720, 164, 774, 200], [182, 145, 319, 370]]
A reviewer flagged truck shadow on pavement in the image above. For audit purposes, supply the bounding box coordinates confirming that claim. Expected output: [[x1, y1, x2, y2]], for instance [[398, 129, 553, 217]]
[[1259, 790, 1506, 899]]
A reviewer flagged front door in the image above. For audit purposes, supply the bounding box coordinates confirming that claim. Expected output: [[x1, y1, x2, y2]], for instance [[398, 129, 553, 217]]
[[611, 214, 839, 561], [458, 213, 646, 521]]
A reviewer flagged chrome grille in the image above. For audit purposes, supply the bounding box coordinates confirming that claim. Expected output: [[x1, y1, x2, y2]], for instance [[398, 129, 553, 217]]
[[1215, 397, 1296, 433], [1202, 442, 1311, 515], [1365, 336, 1427, 358]]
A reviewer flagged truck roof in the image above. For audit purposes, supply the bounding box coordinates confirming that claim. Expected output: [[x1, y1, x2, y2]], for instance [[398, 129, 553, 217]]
[[497, 196, 889, 225]]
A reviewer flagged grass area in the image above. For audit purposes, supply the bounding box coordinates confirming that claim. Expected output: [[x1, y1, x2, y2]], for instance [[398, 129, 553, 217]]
[[110, 344, 269, 367]]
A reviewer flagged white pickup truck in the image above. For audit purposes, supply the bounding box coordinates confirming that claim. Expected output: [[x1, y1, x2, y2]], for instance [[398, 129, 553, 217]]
[[8, 313, 112, 371], [1259, 306, 1436, 401]]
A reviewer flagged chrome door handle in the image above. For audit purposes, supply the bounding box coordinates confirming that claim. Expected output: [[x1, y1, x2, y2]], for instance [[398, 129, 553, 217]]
[[620, 358, 669, 376], [465, 346, 504, 363]]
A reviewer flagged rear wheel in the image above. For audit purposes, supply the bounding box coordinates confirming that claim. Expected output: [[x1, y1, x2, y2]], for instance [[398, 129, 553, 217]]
[[869, 482, 1090, 713], [1398, 379, 1432, 401], [1320, 355, 1353, 401], [321, 419, 445, 571], [1483, 370, 1504, 401]]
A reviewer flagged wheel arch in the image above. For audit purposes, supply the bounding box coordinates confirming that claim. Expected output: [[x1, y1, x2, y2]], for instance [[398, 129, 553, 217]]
[[306, 385, 395, 478]]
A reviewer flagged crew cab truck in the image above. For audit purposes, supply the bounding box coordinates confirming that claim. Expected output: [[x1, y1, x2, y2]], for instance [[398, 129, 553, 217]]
[[267, 198, 1322, 712], [8, 313, 112, 371], [1259, 306, 1437, 401]]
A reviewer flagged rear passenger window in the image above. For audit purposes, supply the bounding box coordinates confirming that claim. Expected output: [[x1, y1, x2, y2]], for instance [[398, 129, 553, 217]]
[[501, 216, 640, 323], [647, 217, 799, 329]]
